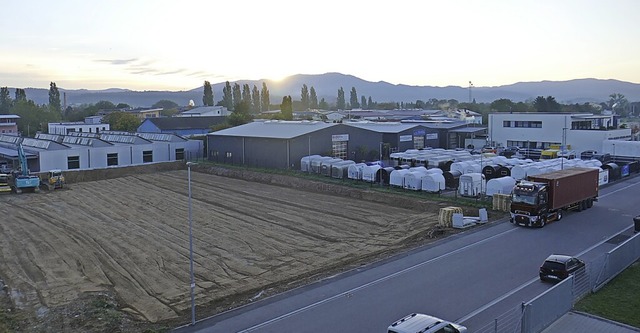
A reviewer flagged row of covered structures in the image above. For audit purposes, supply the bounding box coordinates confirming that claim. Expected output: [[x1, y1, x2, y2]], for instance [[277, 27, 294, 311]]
[[300, 147, 639, 198]]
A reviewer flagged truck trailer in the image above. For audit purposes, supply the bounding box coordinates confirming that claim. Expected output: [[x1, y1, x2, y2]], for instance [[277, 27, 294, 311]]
[[510, 167, 599, 227]]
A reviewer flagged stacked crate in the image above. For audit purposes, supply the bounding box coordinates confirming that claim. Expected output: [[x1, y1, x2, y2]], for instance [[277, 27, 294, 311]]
[[492, 193, 512, 212]]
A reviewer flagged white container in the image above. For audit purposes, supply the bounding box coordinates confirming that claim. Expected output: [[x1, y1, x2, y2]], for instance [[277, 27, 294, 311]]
[[459, 172, 485, 197]]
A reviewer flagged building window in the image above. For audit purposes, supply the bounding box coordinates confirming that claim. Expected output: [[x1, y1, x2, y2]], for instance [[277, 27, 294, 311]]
[[67, 156, 80, 169], [514, 121, 542, 128], [332, 141, 348, 159], [225, 152, 232, 158], [143, 150, 153, 163], [107, 153, 118, 166], [503, 121, 511, 127], [175, 148, 185, 160]]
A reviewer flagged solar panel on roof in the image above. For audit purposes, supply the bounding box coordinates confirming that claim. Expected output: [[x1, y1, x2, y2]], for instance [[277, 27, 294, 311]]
[[22, 138, 51, 149], [63, 136, 94, 146], [0, 134, 21, 144], [100, 134, 136, 144]]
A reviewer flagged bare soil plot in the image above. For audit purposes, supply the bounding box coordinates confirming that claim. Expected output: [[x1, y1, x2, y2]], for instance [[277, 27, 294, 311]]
[[0, 169, 481, 330]]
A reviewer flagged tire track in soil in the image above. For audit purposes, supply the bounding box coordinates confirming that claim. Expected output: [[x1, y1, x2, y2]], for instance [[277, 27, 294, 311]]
[[0, 169, 446, 325]]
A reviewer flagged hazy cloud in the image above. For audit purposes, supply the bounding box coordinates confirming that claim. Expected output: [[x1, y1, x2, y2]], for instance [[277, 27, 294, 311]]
[[96, 58, 139, 65]]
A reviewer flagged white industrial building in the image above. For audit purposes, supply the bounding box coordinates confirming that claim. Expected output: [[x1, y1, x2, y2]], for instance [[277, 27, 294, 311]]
[[0, 131, 202, 173], [488, 112, 632, 154], [48, 116, 110, 135]]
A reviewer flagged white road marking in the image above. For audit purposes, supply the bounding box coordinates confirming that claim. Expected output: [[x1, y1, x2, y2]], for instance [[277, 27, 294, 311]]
[[239, 227, 519, 332]]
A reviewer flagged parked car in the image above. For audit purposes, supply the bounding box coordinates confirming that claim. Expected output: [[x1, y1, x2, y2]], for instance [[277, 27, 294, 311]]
[[539, 254, 585, 282], [481, 146, 497, 154], [500, 146, 521, 158], [388, 313, 467, 333], [580, 150, 598, 160]]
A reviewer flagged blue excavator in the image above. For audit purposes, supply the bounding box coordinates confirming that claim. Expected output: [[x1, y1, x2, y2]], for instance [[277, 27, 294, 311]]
[[9, 142, 41, 194]]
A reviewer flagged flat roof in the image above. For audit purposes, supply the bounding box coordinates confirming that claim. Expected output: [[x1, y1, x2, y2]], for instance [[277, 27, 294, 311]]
[[344, 122, 421, 133], [209, 121, 337, 139], [449, 127, 487, 133]]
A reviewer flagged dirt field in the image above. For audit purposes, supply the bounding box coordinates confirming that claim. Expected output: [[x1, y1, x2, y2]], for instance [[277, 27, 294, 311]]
[[0, 167, 491, 332]]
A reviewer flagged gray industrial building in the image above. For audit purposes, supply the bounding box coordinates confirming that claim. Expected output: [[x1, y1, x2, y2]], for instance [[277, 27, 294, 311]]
[[207, 120, 485, 170], [0, 131, 203, 173]]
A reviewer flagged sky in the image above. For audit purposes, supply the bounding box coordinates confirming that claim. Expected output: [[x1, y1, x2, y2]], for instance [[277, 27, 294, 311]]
[[1, 0, 639, 91]]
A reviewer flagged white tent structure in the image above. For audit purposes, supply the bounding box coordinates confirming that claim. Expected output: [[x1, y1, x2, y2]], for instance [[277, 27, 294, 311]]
[[300, 155, 322, 172], [348, 163, 367, 180], [403, 167, 429, 190], [390, 169, 411, 187], [320, 158, 343, 176], [421, 173, 446, 193], [485, 176, 516, 196], [331, 160, 355, 179], [362, 164, 382, 182]]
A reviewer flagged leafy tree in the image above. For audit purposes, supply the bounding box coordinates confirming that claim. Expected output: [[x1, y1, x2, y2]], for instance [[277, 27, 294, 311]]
[[300, 84, 310, 110], [368, 96, 373, 109], [95, 100, 117, 110], [350, 87, 359, 109], [260, 82, 270, 112], [608, 93, 629, 116], [337, 87, 345, 110], [152, 99, 180, 117], [227, 100, 252, 126], [48, 82, 61, 115], [319, 97, 329, 110], [15, 88, 27, 102], [490, 98, 515, 112], [102, 111, 140, 132], [533, 96, 561, 112], [280, 95, 293, 120], [152, 99, 179, 110], [232, 83, 242, 110], [251, 85, 260, 113], [203, 80, 214, 106], [223, 81, 233, 110], [242, 84, 251, 108], [0, 87, 11, 114], [13, 99, 60, 136], [361, 96, 367, 109]]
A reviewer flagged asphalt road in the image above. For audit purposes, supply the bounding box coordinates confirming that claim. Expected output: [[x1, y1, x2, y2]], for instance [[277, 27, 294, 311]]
[[175, 175, 640, 333]]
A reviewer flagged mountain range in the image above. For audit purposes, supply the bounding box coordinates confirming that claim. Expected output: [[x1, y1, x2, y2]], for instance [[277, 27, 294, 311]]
[[14, 72, 640, 108]]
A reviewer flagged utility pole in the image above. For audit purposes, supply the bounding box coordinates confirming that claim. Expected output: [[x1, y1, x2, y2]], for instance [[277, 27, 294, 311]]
[[468, 81, 474, 103]]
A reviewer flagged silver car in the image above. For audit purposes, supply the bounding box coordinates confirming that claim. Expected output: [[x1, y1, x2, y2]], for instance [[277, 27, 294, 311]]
[[388, 313, 467, 333]]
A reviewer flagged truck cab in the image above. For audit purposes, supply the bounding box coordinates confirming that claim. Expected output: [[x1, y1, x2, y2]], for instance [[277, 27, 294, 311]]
[[510, 181, 551, 227]]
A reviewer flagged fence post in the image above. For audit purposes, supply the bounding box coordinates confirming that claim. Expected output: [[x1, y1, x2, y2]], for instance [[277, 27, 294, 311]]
[[520, 301, 528, 333]]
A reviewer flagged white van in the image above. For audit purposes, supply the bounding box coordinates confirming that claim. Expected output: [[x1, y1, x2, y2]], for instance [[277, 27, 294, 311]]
[[388, 313, 467, 333]]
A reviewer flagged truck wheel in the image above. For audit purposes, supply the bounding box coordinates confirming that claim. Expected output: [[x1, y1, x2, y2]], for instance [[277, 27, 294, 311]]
[[581, 200, 588, 210], [539, 217, 546, 228], [576, 202, 583, 211], [556, 211, 563, 221], [587, 199, 593, 208]]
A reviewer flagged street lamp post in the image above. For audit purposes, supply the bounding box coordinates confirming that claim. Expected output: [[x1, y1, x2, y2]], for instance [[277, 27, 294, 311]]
[[187, 162, 196, 325]]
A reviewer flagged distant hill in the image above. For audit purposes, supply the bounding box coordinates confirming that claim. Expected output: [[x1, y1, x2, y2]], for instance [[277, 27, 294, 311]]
[[13, 73, 640, 107]]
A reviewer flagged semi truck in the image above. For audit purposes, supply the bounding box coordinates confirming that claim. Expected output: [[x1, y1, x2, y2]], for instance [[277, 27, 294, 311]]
[[510, 167, 599, 227]]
